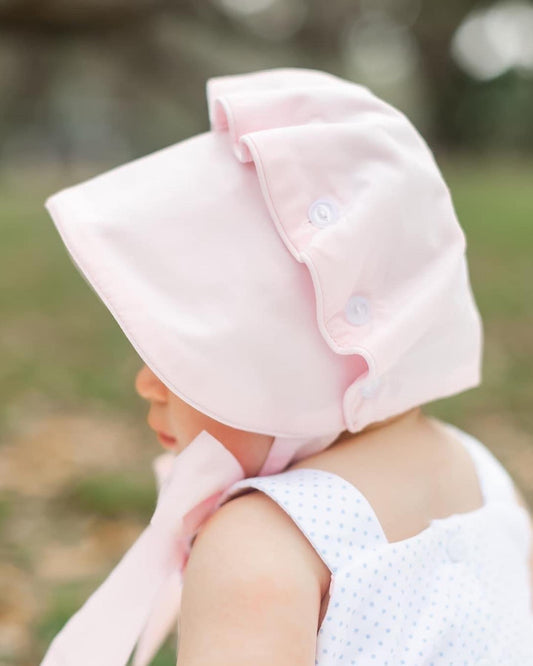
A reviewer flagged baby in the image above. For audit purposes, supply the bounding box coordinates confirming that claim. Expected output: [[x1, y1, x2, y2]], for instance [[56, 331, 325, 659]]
[[40, 67, 533, 665]]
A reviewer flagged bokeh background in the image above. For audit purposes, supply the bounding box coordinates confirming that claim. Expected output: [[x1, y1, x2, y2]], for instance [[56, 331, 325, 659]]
[[1, 1, 532, 664]]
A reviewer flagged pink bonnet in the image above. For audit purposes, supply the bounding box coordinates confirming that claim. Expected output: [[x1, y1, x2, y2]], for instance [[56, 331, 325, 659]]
[[44, 66, 483, 471]]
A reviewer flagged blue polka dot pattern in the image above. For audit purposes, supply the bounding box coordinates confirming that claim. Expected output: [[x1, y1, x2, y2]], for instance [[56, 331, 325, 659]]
[[221, 426, 533, 664]]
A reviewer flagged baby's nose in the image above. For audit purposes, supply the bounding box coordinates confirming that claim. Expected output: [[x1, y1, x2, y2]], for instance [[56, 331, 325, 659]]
[[135, 364, 168, 403]]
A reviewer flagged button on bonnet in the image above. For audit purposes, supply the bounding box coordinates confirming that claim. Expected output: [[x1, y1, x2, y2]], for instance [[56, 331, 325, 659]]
[[345, 295, 371, 326], [308, 198, 340, 228], [360, 376, 382, 399]]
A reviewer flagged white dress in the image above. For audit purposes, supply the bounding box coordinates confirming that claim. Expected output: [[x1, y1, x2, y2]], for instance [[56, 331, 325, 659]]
[[220, 423, 533, 665]]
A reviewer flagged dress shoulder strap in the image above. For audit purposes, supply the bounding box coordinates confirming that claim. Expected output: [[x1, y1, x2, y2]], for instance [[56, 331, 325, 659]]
[[218, 467, 389, 574], [441, 422, 519, 506]]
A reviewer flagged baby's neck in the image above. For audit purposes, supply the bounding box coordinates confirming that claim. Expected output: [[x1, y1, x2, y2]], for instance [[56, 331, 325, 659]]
[[330, 406, 424, 452]]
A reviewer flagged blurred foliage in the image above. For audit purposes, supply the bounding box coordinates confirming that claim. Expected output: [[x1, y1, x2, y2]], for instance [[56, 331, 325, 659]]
[[60, 471, 157, 520], [1, 0, 533, 172], [34, 580, 92, 647], [0, 493, 12, 530]]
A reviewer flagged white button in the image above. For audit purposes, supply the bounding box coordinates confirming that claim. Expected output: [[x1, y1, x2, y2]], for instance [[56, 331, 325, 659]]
[[308, 198, 340, 228], [446, 533, 467, 562], [360, 377, 381, 398], [345, 295, 371, 326]]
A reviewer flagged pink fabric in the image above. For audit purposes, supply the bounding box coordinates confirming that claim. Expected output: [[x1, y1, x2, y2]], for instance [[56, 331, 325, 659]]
[[39, 428, 342, 665], [43, 67, 483, 442]]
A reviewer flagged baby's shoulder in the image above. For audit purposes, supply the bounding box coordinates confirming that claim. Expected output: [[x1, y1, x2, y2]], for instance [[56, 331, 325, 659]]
[[179, 481, 331, 663], [191, 484, 331, 596]]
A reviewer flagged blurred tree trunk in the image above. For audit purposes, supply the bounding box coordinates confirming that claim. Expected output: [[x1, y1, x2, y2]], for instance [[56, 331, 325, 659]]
[[411, 0, 493, 148]]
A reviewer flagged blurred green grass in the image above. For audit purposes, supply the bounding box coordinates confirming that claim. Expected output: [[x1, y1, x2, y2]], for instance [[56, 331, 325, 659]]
[[438, 156, 533, 426], [60, 471, 156, 520], [0, 170, 143, 435]]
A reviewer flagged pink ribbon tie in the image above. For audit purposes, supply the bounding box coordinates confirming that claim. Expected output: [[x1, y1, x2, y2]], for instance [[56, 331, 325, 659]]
[[39, 431, 245, 666]]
